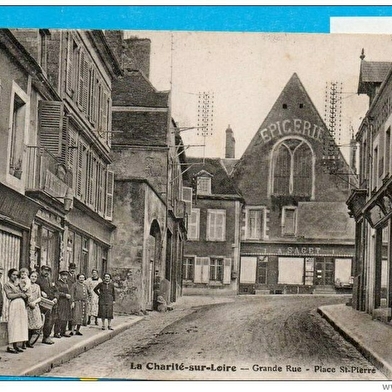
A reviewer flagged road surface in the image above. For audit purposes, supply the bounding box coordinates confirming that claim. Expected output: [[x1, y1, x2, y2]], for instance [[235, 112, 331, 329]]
[[43, 295, 386, 380]]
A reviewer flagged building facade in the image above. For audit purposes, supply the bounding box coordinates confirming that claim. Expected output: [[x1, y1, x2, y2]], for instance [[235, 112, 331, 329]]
[[232, 74, 356, 295], [110, 37, 188, 313], [347, 53, 392, 319], [0, 29, 122, 321], [182, 155, 243, 296]]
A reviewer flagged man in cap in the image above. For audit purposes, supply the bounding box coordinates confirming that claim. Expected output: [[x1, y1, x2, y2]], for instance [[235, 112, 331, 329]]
[[0, 267, 3, 320], [36, 265, 58, 344], [54, 270, 72, 338], [67, 263, 77, 332]]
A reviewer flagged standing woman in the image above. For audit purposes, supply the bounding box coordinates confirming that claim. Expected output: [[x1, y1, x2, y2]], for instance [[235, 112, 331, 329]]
[[3, 269, 28, 353], [94, 273, 115, 330], [85, 269, 102, 326], [26, 270, 43, 347], [70, 273, 88, 336]]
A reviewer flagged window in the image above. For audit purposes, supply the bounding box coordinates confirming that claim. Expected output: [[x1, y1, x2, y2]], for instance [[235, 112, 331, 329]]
[[304, 257, 315, 285], [282, 206, 297, 236], [271, 138, 313, 197], [38, 30, 49, 72], [207, 209, 226, 241], [257, 256, 268, 284], [246, 208, 264, 240], [187, 208, 200, 240], [197, 176, 211, 195], [183, 257, 195, 280], [373, 145, 379, 189], [210, 258, 223, 281], [9, 93, 26, 178], [278, 257, 304, 284], [386, 127, 391, 175]]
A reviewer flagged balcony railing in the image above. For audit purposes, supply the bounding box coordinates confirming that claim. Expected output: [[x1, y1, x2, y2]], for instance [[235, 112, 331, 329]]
[[25, 146, 73, 199]]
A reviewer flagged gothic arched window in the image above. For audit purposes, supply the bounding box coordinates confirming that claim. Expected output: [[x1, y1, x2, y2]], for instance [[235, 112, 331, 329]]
[[272, 138, 313, 197]]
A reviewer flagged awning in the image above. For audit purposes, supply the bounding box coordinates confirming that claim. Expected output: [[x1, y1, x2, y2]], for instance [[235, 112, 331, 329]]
[[0, 182, 41, 229]]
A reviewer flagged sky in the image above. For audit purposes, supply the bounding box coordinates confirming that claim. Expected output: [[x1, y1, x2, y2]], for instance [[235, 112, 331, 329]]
[[125, 31, 392, 163]]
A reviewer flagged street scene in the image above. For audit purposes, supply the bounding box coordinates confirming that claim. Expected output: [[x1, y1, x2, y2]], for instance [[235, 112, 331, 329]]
[[41, 295, 385, 380], [1, 24, 392, 382]]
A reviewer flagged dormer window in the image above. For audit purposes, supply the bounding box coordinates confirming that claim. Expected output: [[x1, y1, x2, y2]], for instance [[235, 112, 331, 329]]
[[198, 177, 211, 195], [195, 170, 213, 195]]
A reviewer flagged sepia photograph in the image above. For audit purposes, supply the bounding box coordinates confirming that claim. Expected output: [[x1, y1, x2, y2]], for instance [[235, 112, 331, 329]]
[[1, 5, 392, 384]]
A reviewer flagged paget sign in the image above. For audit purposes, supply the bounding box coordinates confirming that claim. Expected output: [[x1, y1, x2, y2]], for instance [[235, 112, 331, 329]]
[[259, 118, 326, 144]]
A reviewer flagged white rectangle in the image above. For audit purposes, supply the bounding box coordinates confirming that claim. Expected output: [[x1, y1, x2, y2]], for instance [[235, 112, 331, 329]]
[[278, 257, 304, 285], [240, 256, 257, 284]]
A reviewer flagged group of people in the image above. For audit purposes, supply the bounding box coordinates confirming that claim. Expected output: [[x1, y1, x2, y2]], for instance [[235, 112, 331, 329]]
[[0, 264, 116, 354]]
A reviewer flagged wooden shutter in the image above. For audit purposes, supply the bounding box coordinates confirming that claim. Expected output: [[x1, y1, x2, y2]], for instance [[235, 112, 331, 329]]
[[67, 128, 77, 189], [38, 100, 63, 157], [76, 143, 85, 199], [223, 258, 232, 284], [60, 114, 69, 165], [194, 257, 203, 283], [182, 186, 193, 215], [201, 257, 210, 283], [102, 90, 108, 134], [66, 33, 74, 95], [77, 50, 85, 108], [82, 57, 89, 113], [105, 170, 114, 220]]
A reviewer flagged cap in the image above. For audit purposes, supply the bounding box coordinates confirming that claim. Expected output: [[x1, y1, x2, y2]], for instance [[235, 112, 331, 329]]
[[59, 270, 69, 276], [41, 265, 52, 271], [68, 263, 76, 269]]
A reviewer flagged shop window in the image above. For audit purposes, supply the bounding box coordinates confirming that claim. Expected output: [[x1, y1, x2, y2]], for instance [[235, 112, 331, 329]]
[[187, 208, 200, 241], [278, 257, 304, 284], [183, 256, 195, 281], [32, 223, 58, 276], [304, 257, 315, 285], [207, 209, 226, 241], [246, 208, 265, 240]]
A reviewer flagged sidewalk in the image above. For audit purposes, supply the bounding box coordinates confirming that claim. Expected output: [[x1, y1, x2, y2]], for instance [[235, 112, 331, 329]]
[[0, 295, 234, 378], [318, 304, 392, 379]]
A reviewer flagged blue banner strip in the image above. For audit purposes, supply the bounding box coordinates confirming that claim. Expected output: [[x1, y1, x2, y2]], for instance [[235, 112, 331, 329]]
[[0, 5, 392, 32]]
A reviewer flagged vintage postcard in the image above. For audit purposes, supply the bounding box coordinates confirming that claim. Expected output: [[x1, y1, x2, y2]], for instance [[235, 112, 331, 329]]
[[0, 5, 392, 386]]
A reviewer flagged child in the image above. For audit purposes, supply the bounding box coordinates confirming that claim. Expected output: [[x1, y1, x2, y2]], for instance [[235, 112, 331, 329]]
[[19, 268, 31, 299]]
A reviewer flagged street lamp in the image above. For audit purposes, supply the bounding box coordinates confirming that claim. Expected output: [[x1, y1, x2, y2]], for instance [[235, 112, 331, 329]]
[[55, 187, 74, 212]]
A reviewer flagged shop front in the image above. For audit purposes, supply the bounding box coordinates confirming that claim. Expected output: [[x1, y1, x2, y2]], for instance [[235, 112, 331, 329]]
[[239, 242, 354, 295]]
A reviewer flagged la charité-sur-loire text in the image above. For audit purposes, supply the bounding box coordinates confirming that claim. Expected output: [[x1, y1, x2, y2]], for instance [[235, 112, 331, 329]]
[[129, 362, 376, 373]]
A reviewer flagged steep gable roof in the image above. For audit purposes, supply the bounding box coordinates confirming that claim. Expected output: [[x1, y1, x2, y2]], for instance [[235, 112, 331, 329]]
[[358, 60, 392, 94], [184, 157, 241, 196], [112, 69, 169, 107]]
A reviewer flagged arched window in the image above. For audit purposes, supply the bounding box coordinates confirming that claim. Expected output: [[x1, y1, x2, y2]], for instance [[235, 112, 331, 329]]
[[271, 138, 313, 197]]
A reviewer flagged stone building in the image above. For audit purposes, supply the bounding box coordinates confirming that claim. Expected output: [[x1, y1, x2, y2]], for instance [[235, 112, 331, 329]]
[[232, 73, 356, 295], [347, 52, 392, 319], [0, 29, 122, 318], [110, 36, 188, 313]]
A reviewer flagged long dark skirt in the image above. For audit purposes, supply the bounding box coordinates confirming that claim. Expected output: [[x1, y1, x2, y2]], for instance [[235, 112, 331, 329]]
[[97, 301, 113, 319], [72, 300, 87, 325]]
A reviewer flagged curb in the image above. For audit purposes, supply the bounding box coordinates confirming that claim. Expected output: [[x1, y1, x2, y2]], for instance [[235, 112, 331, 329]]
[[317, 306, 392, 379], [21, 317, 144, 377]]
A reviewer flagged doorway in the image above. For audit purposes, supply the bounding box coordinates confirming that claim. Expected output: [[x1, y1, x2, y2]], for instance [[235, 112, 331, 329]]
[[314, 257, 334, 286]]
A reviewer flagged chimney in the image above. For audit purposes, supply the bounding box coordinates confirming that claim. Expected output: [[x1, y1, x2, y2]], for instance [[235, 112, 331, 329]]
[[122, 37, 151, 79], [104, 30, 124, 67], [225, 125, 235, 159]]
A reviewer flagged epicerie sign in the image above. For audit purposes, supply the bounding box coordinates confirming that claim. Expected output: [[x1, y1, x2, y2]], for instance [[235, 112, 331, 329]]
[[259, 118, 325, 144]]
